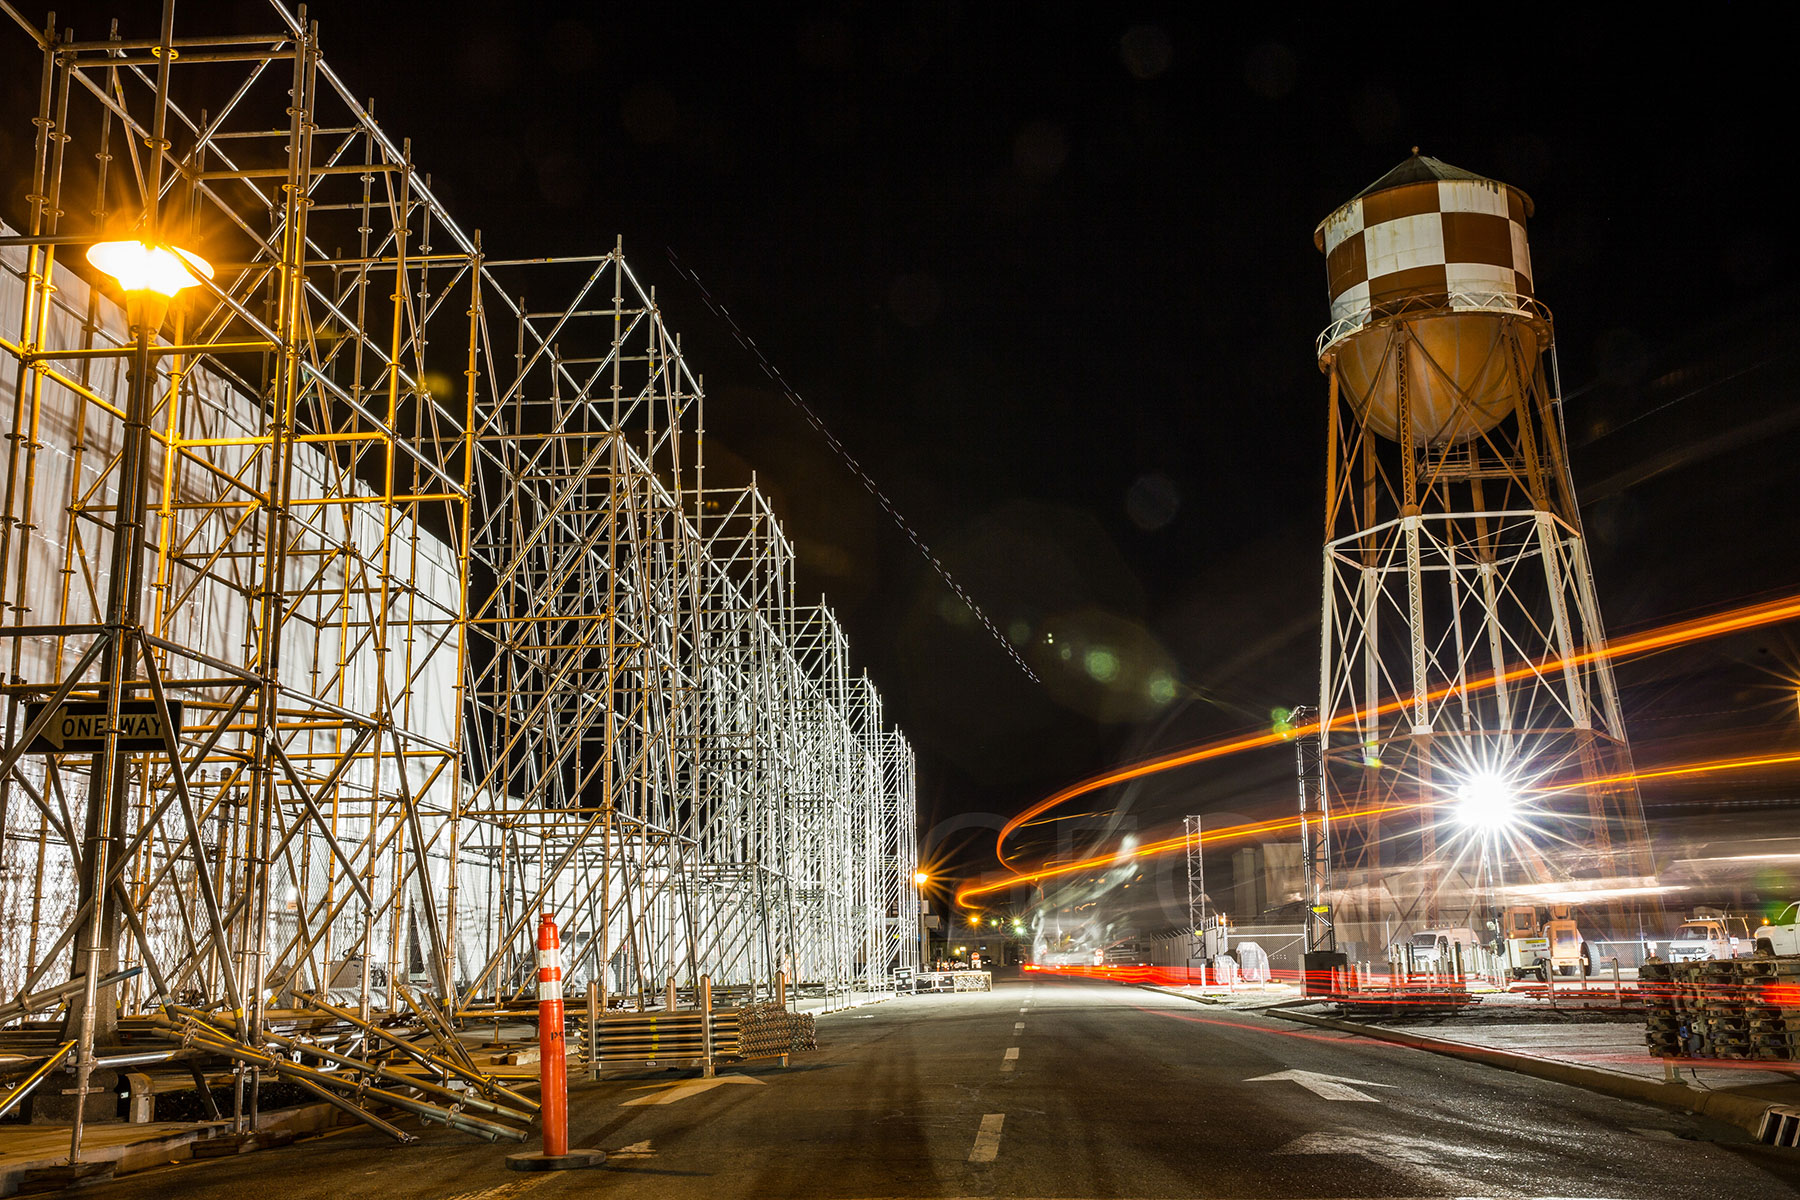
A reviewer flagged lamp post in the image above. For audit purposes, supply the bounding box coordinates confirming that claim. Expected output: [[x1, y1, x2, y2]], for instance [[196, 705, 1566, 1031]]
[[912, 872, 930, 971], [56, 240, 210, 1132]]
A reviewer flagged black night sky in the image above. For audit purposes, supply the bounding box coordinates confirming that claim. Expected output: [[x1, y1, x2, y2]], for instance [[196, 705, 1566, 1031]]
[[6, 4, 1797, 890]]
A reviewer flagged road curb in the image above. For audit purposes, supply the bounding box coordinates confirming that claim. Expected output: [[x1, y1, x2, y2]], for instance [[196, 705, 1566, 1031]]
[[1260, 1006, 1781, 1137]]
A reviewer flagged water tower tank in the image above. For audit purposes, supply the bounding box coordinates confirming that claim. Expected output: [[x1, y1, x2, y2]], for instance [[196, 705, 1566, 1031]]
[[1314, 153, 1539, 445]]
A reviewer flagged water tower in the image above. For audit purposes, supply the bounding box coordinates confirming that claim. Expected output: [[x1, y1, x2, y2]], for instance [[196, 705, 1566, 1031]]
[[1312, 153, 1654, 939]]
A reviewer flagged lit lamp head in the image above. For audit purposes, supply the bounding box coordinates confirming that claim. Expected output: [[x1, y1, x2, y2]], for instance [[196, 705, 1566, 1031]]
[[86, 239, 213, 331], [912, 870, 930, 886], [1454, 771, 1519, 832]]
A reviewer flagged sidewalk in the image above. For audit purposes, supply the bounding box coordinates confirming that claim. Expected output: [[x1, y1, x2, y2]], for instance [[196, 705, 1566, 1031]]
[[1144, 982, 1302, 1010], [1267, 1003, 1800, 1139], [795, 988, 890, 1016]]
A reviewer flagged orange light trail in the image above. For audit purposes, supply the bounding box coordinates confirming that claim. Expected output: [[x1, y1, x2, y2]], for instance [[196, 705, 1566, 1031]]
[[991, 590, 1800, 876], [961, 747, 1800, 907], [1541, 749, 1800, 794], [956, 803, 1415, 905]]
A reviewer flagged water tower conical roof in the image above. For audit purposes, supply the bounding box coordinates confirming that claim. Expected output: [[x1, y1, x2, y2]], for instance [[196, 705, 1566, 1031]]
[[1354, 151, 1525, 202], [1314, 151, 1535, 250]]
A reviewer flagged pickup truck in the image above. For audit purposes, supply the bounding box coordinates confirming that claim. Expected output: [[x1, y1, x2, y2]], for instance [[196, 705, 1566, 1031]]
[[1667, 913, 1753, 962], [1756, 903, 1800, 956]]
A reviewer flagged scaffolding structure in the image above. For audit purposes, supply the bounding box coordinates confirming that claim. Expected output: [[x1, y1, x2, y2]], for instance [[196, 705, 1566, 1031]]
[[0, 0, 916, 1143]]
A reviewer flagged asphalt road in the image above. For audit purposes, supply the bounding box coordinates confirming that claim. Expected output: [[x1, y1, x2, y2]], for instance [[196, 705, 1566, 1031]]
[[74, 974, 1800, 1199]]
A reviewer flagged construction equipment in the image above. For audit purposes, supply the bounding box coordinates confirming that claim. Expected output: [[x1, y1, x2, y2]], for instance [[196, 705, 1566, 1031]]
[[1489, 905, 1589, 980]]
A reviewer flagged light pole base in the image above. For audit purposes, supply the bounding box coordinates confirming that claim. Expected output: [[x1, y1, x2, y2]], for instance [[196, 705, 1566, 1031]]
[[505, 1148, 606, 1171]]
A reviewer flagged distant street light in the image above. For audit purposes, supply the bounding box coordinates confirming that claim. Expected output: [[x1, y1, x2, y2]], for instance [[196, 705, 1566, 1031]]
[[913, 870, 930, 885]]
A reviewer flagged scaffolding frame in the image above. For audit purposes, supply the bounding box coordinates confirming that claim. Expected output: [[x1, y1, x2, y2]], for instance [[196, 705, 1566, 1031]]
[[0, 0, 917, 1154]]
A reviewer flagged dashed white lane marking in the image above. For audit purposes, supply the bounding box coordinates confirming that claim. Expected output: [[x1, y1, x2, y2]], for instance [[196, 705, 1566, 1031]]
[[1014, 1021, 1025, 1032], [968, 1113, 1005, 1162], [1001, 1046, 1019, 1072]]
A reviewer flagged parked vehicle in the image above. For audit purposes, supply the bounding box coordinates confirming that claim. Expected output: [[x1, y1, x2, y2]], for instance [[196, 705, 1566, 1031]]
[[1405, 927, 1483, 971], [1667, 909, 1754, 962], [1756, 903, 1800, 956]]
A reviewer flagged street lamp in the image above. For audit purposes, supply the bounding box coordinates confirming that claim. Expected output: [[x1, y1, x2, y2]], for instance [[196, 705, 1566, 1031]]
[[913, 870, 930, 885], [86, 239, 213, 330], [59, 236, 212, 1130]]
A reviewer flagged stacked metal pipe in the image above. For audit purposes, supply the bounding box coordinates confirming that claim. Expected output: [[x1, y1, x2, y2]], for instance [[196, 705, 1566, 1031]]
[[1642, 957, 1800, 1060]]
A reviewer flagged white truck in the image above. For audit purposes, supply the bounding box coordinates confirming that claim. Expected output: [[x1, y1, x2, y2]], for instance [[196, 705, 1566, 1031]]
[[1405, 927, 1483, 971], [1755, 903, 1800, 956], [1666, 909, 1753, 962]]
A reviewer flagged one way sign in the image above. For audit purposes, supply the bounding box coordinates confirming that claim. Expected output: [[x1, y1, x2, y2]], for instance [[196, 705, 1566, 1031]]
[[23, 699, 182, 754]]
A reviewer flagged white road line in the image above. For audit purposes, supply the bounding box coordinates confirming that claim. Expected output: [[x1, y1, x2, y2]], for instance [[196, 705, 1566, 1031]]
[[1001, 1046, 1019, 1072], [1013, 1021, 1025, 1032], [968, 1113, 1005, 1162]]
